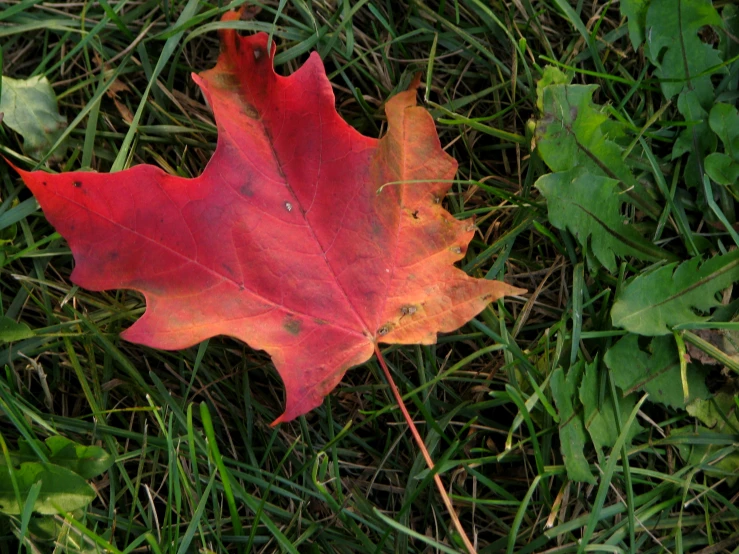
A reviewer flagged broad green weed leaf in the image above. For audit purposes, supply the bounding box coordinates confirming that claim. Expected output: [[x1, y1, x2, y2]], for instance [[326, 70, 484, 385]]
[[611, 251, 739, 336], [535, 66, 571, 112], [621, 0, 648, 49], [671, 427, 739, 485], [0, 75, 67, 160], [718, 4, 739, 62], [604, 335, 710, 409], [17, 437, 113, 480], [0, 462, 95, 515], [705, 103, 739, 185], [644, 0, 724, 182], [708, 103, 739, 151], [705, 154, 739, 185], [537, 167, 666, 273], [45, 437, 113, 480], [687, 391, 739, 430], [645, 0, 723, 105], [536, 83, 627, 174], [551, 364, 595, 484], [0, 316, 34, 342], [671, 84, 718, 188], [25, 515, 100, 551], [672, 91, 717, 159], [578, 357, 642, 449], [535, 79, 669, 272]]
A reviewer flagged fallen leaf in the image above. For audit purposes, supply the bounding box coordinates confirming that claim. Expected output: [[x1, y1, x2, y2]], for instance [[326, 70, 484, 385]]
[[105, 79, 130, 98], [0, 74, 67, 160], [113, 98, 134, 124], [685, 328, 725, 366], [10, 10, 522, 424]]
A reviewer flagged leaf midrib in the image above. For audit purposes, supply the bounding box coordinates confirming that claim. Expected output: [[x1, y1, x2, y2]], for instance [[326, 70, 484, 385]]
[[619, 256, 739, 323], [218, 86, 375, 339]]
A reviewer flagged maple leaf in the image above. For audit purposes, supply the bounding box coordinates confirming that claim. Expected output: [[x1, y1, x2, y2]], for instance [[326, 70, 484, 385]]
[[11, 11, 522, 424]]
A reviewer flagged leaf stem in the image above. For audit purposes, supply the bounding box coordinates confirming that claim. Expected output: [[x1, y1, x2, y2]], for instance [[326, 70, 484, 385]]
[[373, 344, 477, 554]]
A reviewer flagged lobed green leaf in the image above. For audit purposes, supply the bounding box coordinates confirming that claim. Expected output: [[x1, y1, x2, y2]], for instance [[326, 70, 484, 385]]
[[612, 251, 739, 336], [604, 335, 710, 409]]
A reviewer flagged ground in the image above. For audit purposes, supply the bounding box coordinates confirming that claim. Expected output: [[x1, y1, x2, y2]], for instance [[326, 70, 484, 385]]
[[0, 1, 738, 553]]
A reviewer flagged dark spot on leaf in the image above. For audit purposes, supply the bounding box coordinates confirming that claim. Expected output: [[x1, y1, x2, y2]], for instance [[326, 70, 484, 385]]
[[240, 180, 254, 196], [400, 305, 416, 316], [42, 181, 47, 186], [377, 324, 391, 336], [284, 316, 301, 335], [411, 210, 419, 219], [241, 103, 258, 119], [214, 72, 239, 88], [239, 282, 245, 291], [253, 47, 263, 61], [73, 181, 82, 188], [569, 106, 578, 121], [313, 318, 328, 325]]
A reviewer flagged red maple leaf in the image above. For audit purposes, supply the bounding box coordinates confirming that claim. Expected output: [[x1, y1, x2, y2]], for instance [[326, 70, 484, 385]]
[[11, 11, 523, 423]]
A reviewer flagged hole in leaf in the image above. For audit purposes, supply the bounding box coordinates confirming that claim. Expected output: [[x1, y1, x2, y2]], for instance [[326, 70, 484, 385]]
[[698, 25, 719, 46]]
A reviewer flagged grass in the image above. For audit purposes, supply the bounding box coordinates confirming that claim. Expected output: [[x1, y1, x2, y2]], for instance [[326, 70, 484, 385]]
[[1, 0, 739, 553]]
